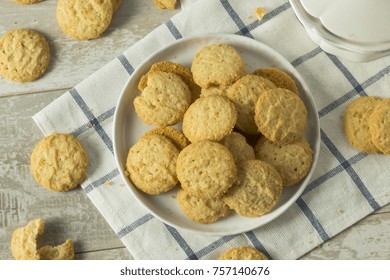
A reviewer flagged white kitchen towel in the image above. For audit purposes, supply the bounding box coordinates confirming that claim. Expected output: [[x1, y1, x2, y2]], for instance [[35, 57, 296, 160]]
[[33, 0, 390, 260]]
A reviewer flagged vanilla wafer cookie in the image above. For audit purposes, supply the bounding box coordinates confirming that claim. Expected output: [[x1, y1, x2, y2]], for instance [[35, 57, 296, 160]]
[[0, 29, 50, 82], [182, 95, 237, 142], [253, 67, 299, 94], [134, 71, 191, 126], [220, 132, 255, 163], [368, 98, 390, 154], [126, 134, 179, 195], [142, 126, 189, 150], [191, 43, 246, 88], [344, 96, 382, 153], [255, 88, 307, 144], [177, 188, 231, 224], [176, 140, 237, 199], [223, 160, 282, 217], [219, 246, 268, 260], [254, 136, 313, 187], [57, 0, 113, 40]]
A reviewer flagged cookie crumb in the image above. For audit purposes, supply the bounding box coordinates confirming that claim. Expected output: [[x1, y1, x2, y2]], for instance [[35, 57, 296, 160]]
[[255, 7, 266, 20], [153, 0, 177, 9], [105, 181, 111, 187]]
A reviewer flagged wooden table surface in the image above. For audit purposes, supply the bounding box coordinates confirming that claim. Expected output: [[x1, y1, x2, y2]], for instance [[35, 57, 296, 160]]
[[1, 0, 389, 260]]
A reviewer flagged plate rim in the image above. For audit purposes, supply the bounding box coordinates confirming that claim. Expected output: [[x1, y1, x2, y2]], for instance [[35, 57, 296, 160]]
[[113, 33, 320, 236]]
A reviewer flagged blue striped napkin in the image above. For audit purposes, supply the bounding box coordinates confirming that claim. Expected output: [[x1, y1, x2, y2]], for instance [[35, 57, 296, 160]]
[[33, 0, 390, 259]]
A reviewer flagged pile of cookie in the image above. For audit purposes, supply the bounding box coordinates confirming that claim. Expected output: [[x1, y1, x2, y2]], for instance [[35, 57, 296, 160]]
[[344, 96, 390, 154], [126, 43, 313, 224]]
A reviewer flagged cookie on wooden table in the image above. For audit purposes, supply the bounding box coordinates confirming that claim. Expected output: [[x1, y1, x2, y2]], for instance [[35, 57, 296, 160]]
[[142, 126, 189, 151], [11, 219, 44, 260], [182, 95, 237, 143], [220, 132, 255, 163], [38, 240, 75, 260], [368, 98, 390, 154], [176, 140, 237, 199], [223, 160, 282, 217], [177, 188, 231, 224], [227, 75, 276, 134], [255, 88, 307, 144], [134, 71, 191, 126], [56, 0, 113, 40], [254, 136, 313, 187], [344, 96, 382, 153], [219, 246, 268, 260], [0, 29, 50, 82], [253, 67, 299, 95], [30, 133, 88, 192], [191, 43, 247, 88], [139, 61, 200, 102], [126, 134, 179, 195]]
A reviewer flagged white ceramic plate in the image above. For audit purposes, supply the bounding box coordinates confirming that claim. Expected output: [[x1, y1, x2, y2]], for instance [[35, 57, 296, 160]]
[[113, 34, 320, 236]]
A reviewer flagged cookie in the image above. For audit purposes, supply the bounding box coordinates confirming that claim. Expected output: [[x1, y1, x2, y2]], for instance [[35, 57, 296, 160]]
[[227, 75, 276, 134], [200, 84, 230, 98], [139, 61, 201, 102], [30, 133, 88, 192], [11, 219, 44, 260], [219, 246, 268, 260], [142, 126, 189, 150], [13, 0, 42, 4], [220, 132, 255, 163], [176, 140, 237, 199], [368, 98, 390, 154], [344, 96, 383, 153], [182, 95, 237, 142], [153, 0, 177, 9], [112, 0, 122, 13], [255, 88, 307, 144], [0, 29, 50, 82], [177, 188, 231, 224], [223, 160, 282, 217], [38, 240, 75, 260], [126, 134, 179, 195], [191, 43, 247, 88], [253, 67, 299, 94], [57, 0, 113, 40], [254, 136, 313, 187], [134, 71, 192, 126]]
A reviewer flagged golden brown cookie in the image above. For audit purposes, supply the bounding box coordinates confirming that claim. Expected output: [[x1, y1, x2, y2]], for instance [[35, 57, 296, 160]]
[[13, 0, 42, 4], [153, 0, 177, 9], [219, 246, 268, 260], [176, 140, 237, 199], [227, 75, 276, 134], [182, 95, 237, 143], [254, 136, 313, 187], [344, 96, 383, 153], [56, 0, 113, 40], [38, 240, 75, 260], [253, 67, 299, 94], [255, 88, 307, 144], [11, 219, 44, 260], [139, 61, 200, 102], [30, 133, 88, 192], [191, 43, 247, 88], [220, 132, 255, 163], [223, 160, 282, 217], [126, 134, 179, 195], [177, 188, 231, 224], [0, 29, 50, 83], [368, 98, 390, 154], [142, 126, 189, 151], [134, 71, 192, 126]]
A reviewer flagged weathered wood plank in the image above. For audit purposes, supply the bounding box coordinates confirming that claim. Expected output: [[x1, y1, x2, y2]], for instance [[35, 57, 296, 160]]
[[0, 0, 179, 96]]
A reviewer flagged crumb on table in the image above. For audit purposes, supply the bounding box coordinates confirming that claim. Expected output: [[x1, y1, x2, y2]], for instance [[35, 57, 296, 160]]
[[153, 0, 177, 9], [255, 7, 266, 20]]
